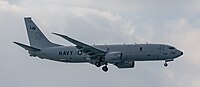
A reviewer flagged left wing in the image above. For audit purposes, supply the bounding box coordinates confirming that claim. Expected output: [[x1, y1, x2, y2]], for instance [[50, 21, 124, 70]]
[[52, 33, 106, 58]]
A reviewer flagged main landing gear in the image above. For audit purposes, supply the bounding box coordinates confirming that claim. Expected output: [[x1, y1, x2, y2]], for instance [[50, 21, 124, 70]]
[[95, 62, 108, 72], [95, 62, 101, 67], [102, 63, 108, 72], [102, 65, 108, 72], [164, 62, 168, 67]]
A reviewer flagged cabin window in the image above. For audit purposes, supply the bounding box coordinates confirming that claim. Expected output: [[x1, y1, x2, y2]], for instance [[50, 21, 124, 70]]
[[169, 47, 175, 49], [140, 47, 142, 51]]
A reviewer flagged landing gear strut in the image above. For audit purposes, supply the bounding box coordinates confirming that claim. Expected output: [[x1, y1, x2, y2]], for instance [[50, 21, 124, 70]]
[[164, 59, 174, 67]]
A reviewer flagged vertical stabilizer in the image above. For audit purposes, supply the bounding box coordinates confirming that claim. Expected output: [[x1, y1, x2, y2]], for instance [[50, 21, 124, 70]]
[[24, 17, 59, 48]]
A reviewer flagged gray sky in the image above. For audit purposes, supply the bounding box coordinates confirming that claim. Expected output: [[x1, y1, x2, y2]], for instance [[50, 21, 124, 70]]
[[0, 0, 200, 87]]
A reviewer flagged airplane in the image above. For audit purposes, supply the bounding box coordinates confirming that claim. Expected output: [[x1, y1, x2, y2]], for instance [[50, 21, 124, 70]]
[[14, 17, 183, 72]]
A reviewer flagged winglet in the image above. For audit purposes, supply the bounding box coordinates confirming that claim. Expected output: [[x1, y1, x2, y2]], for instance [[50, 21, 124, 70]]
[[52, 33, 70, 39], [52, 33, 66, 38], [13, 42, 41, 52], [52, 32, 78, 45]]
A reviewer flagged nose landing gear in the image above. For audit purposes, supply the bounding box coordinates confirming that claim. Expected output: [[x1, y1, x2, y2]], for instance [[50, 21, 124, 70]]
[[164, 59, 173, 67]]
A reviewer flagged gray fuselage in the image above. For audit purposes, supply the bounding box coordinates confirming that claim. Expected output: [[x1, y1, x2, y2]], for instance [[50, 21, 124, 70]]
[[34, 44, 182, 63]]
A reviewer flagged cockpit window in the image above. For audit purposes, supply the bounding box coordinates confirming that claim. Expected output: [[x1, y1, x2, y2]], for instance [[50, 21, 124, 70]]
[[169, 46, 175, 49]]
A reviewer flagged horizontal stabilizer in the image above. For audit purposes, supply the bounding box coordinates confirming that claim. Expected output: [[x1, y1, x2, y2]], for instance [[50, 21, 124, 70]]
[[13, 42, 41, 52]]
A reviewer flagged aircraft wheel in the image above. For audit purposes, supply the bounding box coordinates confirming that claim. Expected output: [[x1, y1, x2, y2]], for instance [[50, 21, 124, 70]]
[[164, 62, 168, 67], [102, 66, 108, 72], [95, 62, 101, 67]]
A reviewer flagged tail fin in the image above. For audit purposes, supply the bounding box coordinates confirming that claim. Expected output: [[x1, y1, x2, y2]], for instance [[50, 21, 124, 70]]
[[24, 17, 60, 48]]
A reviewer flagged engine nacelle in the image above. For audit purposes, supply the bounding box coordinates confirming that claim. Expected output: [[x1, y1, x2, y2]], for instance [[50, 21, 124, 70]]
[[115, 61, 135, 68], [105, 52, 122, 63]]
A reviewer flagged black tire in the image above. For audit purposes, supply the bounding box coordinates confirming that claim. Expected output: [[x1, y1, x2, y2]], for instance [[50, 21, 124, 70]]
[[102, 66, 108, 72], [164, 63, 168, 67], [132, 61, 135, 67], [95, 62, 101, 67]]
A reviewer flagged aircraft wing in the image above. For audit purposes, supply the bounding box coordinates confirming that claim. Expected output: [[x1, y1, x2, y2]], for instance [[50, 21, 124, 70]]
[[52, 33, 106, 58]]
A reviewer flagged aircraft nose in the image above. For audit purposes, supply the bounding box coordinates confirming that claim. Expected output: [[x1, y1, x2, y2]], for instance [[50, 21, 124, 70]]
[[178, 50, 183, 56], [180, 51, 183, 55]]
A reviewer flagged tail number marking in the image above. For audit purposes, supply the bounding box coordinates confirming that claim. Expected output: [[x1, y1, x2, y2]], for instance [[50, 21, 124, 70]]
[[30, 26, 36, 30]]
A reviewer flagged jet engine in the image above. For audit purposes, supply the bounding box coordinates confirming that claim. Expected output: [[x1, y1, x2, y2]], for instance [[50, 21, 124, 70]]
[[105, 52, 122, 63], [115, 61, 135, 68]]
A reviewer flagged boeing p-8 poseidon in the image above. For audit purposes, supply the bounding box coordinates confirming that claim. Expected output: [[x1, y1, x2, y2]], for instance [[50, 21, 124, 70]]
[[14, 17, 183, 72]]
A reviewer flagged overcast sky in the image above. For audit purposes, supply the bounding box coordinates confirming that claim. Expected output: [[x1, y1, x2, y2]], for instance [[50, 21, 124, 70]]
[[1, 0, 200, 87]]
